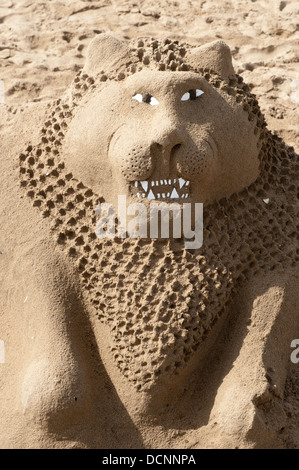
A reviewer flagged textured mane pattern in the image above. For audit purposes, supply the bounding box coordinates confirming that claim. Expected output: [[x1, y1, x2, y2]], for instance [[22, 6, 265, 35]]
[[18, 37, 299, 390]]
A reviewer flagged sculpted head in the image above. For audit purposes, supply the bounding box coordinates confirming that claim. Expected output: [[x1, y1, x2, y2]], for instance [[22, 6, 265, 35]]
[[62, 34, 261, 211]]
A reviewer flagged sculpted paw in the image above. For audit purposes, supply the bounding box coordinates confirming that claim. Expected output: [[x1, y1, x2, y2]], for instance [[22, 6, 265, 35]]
[[21, 358, 90, 431]]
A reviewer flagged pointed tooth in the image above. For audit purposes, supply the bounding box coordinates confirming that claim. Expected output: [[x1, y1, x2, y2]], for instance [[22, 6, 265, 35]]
[[170, 188, 179, 199], [141, 181, 148, 191], [148, 189, 155, 200], [179, 178, 185, 189]]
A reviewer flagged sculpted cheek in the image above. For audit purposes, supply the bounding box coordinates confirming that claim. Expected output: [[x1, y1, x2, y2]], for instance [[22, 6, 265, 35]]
[[176, 138, 215, 180], [109, 132, 155, 181]]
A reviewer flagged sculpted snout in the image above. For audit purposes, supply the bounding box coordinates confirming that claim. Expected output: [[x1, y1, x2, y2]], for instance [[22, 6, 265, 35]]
[[150, 112, 184, 150], [109, 113, 214, 183]]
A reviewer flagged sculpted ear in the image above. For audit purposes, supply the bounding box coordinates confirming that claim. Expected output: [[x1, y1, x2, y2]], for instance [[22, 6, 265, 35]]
[[186, 40, 235, 80], [83, 33, 131, 75]]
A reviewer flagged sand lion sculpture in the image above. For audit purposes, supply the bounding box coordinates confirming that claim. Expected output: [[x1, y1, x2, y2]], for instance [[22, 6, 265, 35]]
[[0, 34, 298, 448]]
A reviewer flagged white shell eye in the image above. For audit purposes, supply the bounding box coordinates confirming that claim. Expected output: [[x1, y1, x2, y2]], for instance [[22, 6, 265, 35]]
[[181, 92, 190, 101], [132, 93, 159, 106], [181, 89, 204, 101], [150, 96, 159, 106], [132, 93, 143, 103]]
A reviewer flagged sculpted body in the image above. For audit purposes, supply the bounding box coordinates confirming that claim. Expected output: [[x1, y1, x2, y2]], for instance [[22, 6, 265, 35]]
[[0, 35, 298, 449]]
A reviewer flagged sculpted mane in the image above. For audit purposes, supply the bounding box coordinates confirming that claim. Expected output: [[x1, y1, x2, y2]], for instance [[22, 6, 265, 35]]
[[18, 36, 299, 391]]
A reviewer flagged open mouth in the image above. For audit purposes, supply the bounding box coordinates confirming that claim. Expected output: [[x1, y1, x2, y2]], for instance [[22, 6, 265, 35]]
[[131, 177, 190, 200]]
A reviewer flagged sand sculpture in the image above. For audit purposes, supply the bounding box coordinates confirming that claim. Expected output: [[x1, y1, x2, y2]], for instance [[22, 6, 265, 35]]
[[0, 34, 298, 448]]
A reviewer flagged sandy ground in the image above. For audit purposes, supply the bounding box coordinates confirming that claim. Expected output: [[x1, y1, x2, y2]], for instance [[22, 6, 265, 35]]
[[0, 0, 298, 151]]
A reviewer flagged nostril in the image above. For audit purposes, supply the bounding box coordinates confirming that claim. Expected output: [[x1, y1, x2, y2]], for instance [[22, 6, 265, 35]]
[[171, 143, 182, 158], [150, 143, 163, 154], [172, 144, 181, 152]]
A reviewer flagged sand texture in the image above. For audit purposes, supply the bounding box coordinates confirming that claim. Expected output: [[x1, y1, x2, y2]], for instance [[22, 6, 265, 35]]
[[0, 0, 298, 449]]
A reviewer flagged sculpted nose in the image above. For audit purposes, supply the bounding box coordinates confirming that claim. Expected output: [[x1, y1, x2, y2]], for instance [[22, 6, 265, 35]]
[[150, 126, 183, 177], [152, 117, 183, 150], [149, 115, 184, 176]]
